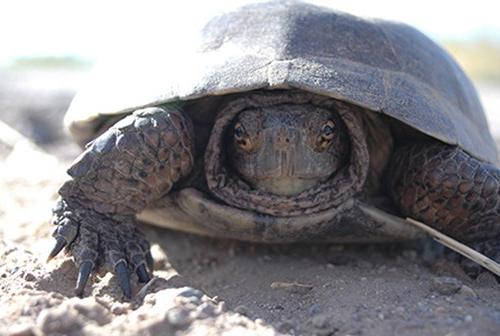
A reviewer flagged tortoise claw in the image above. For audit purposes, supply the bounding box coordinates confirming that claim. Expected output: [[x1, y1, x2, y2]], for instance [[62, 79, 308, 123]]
[[74, 261, 94, 297], [115, 261, 132, 299], [47, 236, 67, 262], [136, 264, 151, 283]]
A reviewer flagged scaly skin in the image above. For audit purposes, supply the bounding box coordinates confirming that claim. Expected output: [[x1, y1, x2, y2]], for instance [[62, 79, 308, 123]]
[[388, 143, 500, 275], [49, 107, 194, 297]]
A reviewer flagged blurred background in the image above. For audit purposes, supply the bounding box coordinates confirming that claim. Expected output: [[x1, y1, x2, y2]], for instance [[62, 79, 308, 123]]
[[0, 0, 499, 159]]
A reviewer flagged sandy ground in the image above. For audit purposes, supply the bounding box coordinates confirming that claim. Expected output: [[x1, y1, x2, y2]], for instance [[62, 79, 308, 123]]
[[1, 68, 500, 336]]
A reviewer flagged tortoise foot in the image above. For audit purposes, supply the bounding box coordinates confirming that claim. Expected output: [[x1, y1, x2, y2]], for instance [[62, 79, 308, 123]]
[[388, 143, 500, 241], [48, 106, 194, 298], [50, 199, 153, 298]]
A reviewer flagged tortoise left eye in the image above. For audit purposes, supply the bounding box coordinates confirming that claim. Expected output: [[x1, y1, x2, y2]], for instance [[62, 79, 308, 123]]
[[321, 120, 336, 139]]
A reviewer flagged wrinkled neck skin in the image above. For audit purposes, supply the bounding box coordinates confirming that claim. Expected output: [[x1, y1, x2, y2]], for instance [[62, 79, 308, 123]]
[[228, 104, 350, 196], [204, 91, 370, 217]]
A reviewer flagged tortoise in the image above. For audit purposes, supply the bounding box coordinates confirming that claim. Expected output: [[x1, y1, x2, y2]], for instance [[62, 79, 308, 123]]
[[48, 1, 500, 298]]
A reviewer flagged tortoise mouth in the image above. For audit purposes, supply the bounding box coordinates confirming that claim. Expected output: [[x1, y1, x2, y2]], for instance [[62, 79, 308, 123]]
[[204, 90, 369, 217]]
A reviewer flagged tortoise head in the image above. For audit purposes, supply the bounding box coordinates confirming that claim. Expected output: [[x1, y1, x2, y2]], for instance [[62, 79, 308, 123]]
[[228, 104, 350, 196]]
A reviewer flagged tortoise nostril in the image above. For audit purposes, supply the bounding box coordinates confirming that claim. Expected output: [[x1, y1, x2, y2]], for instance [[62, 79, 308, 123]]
[[275, 136, 290, 149]]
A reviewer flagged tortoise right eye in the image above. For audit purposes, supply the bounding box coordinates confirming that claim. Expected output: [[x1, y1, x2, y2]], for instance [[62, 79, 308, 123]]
[[234, 122, 246, 140], [233, 122, 253, 152]]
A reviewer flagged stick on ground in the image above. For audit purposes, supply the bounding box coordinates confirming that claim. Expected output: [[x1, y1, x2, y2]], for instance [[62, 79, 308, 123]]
[[359, 203, 500, 277]]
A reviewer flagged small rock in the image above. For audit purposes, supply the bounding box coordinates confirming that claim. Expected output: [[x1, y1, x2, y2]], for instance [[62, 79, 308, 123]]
[[311, 314, 329, 329], [270, 281, 314, 294], [8, 324, 35, 336], [308, 303, 322, 316], [197, 302, 217, 318], [234, 305, 250, 316], [277, 320, 295, 334], [403, 249, 418, 260], [166, 307, 191, 328], [110, 302, 130, 315], [434, 306, 447, 314], [357, 260, 373, 269], [73, 298, 112, 325], [154, 287, 200, 307], [311, 314, 339, 336], [23, 272, 36, 282], [22, 283, 34, 290], [394, 306, 405, 315], [215, 301, 226, 314], [36, 306, 82, 335], [177, 287, 203, 301], [475, 272, 499, 288], [150, 244, 167, 269], [457, 285, 478, 299], [272, 304, 284, 311], [431, 277, 462, 295], [327, 253, 356, 266]]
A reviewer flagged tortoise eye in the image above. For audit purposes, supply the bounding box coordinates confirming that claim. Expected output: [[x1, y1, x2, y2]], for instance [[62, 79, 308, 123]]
[[234, 122, 253, 151], [234, 122, 246, 140], [321, 120, 336, 139], [315, 119, 336, 151]]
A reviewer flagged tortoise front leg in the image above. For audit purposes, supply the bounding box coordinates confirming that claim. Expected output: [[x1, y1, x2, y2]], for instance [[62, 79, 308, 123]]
[[49, 107, 194, 297], [387, 143, 500, 276]]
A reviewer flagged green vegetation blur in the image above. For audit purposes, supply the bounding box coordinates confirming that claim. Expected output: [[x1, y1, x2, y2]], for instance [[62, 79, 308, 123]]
[[8, 38, 500, 85], [444, 38, 500, 83]]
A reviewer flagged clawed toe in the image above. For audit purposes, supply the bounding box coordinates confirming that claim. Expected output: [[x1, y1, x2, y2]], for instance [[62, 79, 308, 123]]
[[136, 264, 151, 283], [49, 202, 154, 299], [115, 261, 132, 299], [75, 261, 94, 297], [47, 236, 67, 262]]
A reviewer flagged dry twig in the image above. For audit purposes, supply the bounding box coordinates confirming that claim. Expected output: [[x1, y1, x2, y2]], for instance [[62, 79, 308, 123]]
[[360, 204, 500, 277]]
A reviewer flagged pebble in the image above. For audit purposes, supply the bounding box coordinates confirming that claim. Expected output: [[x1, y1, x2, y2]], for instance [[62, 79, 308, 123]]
[[311, 314, 329, 328], [327, 253, 356, 266], [110, 302, 130, 315], [357, 260, 373, 269], [394, 306, 406, 315], [215, 301, 226, 315], [270, 281, 314, 294], [403, 249, 418, 261], [310, 314, 339, 336], [308, 303, 322, 316], [434, 306, 447, 314], [475, 272, 499, 288], [73, 298, 112, 325], [177, 287, 203, 301], [277, 320, 295, 334], [150, 244, 167, 269], [197, 302, 217, 318], [7, 324, 35, 336], [23, 272, 36, 282], [166, 307, 191, 328], [155, 287, 201, 305], [234, 305, 250, 316], [431, 277, 462, 295], [456, 285, 478, 299], [36, 307, 81, 335]]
